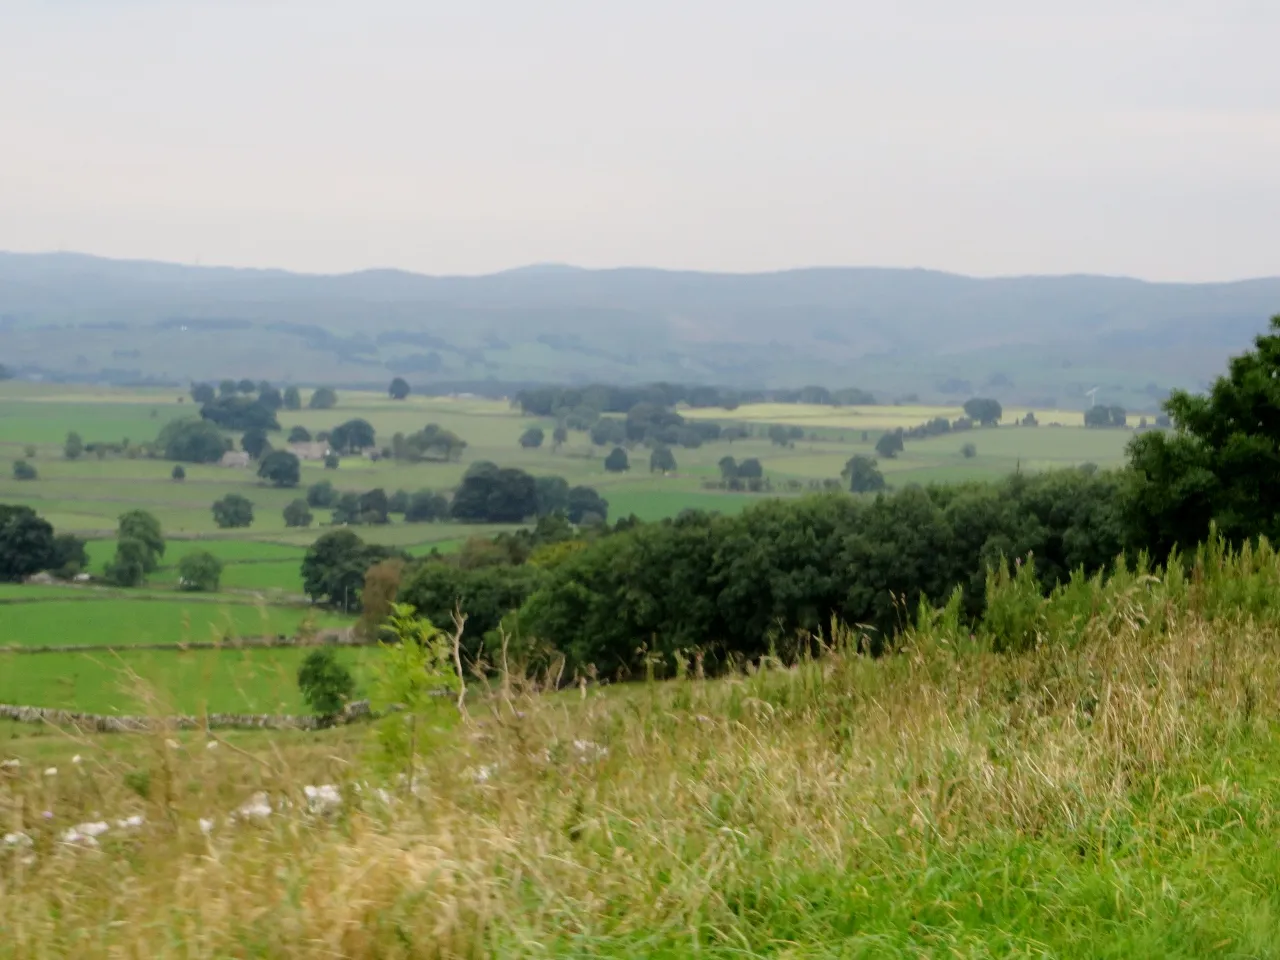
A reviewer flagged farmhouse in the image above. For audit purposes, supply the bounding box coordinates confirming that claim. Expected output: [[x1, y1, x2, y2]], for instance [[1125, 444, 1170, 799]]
[[219, 451, 251, 468], [289, 441, 332, 461]]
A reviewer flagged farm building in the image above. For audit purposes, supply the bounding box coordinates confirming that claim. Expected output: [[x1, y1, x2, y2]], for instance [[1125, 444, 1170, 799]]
[[289, 441, 332, 461], [219, 451, 251, 468]]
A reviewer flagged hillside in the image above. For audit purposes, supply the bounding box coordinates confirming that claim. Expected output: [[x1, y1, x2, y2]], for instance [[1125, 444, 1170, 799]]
[[3, 252, 1280, 407]]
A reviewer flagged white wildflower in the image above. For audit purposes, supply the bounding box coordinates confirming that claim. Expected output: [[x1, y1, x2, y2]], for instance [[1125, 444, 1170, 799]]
[[115, 815, 145, 830], [198, 818, 216, 835], [43, 767, 57, 777], [234, 792, 272, 820], [3, 832, 32, 847], [205, 741, 218, 750], [77, 821, 110, 838], [374, 787, 395, 806], [303, 784, 342, 815], [60, 821, 108, 846], [0, 759, 20, 771], [71, 755, 82, 765], [572, 740, 609, 762], [473, 764, 495, 784]]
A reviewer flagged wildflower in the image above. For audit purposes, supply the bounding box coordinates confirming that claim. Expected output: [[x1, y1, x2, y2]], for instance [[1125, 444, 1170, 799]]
[[234, 792, 272, 821], [205, 741, 218, 750], [115, 815, 145, 830], [198, 818, 216, 835], [0, 759, 20, 771], [43, 767, 57, 777], [71, 755, 82, 765], [41, 811, 53, 820], [572, 740, 609, 762], [60, 821, 109, 846], [303, 784, 342, 815], [473, 764, 495, 784], [3, 832, 32, 847]]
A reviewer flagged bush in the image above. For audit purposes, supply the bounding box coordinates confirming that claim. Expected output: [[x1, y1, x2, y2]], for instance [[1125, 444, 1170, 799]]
[[12, 460, 36, 481], [104, 538, 149, 587], [961, 443, 977, 459], [604, 447, 629, 472], [171, 465, 186, 481], [297, 648, 355, 717], [324, 453, 340, 470], [177, 550, 223, 591]]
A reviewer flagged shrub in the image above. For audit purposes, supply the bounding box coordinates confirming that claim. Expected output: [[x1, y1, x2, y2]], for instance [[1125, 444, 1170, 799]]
[[12, 460, 36, 481], [283, 499, 314, 528], [212, 494, 254, 529], [171, 465, 186, 481], [961, 442, 977, 459], [297, 648, 355, 718], [177, 550, 223, 592]]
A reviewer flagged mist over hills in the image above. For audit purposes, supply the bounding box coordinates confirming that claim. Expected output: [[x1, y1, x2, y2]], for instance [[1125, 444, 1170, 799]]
[[2, 251, 1277, 409]]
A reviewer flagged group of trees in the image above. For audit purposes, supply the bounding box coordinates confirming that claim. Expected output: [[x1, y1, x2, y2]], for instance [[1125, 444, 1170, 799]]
[[1085, 405, 1128, 428], [391, 423, 467, 462], [0, 505, 85, 582], [514, 382, 878, 419], [189, 381, 331, 413], [103, 510, 165, 586]]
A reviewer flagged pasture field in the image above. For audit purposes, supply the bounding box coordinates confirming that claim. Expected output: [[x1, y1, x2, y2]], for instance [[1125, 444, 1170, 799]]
[[0, 645, 373, 714], [0, 598, 347, 648]]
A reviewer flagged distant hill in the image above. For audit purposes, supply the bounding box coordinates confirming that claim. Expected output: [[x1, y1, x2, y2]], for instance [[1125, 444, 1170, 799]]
[[2, 251, 1277, 409]]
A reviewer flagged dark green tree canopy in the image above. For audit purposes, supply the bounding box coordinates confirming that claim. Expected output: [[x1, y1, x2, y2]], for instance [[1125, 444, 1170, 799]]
[[283, 498, 314, 528], [178, 550, 223, 592], [1128, 315, 1280, 555], [190, 382, 216, 404], [306, 480, 337, 508], [963, 397, 1003, 426], [212, 494, 254, 529], [567, 486, 608, 525], [200, 396, 280, 432], [301, 529, 404, 610], [0, 505, 55, 582], [329, 418, 376, 453], [258, 450, 301, 487], [405, 489, 450, 522], [283, 386, 302, 410], [534, 475, 570, 517], [604, 447, 629, 473], [519, 426, 545, 449], [118, 510, 164, 572], [288, 425, 312, 443], [388, 377, 411, 400], [451, 466, 539, 523], [308, 386, 338, 410], [241, 428, 271, 460], [650, 444, 677, 473], [875, 430, 904, 459], [297, 648, 356, 717], [843, 454, 886, 493], [158, 418, 227, 463]]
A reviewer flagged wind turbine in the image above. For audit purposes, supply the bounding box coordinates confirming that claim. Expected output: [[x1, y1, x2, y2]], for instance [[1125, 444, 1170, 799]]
[[1085, 387, 1099, 409]]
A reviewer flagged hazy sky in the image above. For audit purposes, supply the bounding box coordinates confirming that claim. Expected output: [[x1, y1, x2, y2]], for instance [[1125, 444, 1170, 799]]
[[3, 0, 1280, 279]]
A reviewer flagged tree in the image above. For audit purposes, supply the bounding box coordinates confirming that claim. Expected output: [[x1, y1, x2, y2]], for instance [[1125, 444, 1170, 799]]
[[331, 492, 362, 525], [519, 426, 545, 449], [393, 423, 467, 461], [388, 489, 410, 514], [117, 510, 165, 572], [736, 458, 763, 480], [604, 447, 629, 472], [875, 430, 904, 459], [963, 397, 1003, 426], [398, 562, 547, 657], [1021, 412, 1039, 427], [589, 418, 627, 447], [301, 529, 404, 610], [218, 379, 238, 398], [1085, 405, 1127, 428], [451, 464, 539, 523], [567, 486, 609, 524], [357, 558, 405, 639], [64, 432, 84, 460], [650, 444, 677, 473], [283, 498, 314, 528], [177, 550, 223, 591], [199, 396, 280, 432], [1127, 314, 1280, 555], [718, 456, 739, 481], [158, 419, 226, 463], [552, 425, 569, 450], [241, 428, 270, 459], [358, 488, 390, 525], [534, 476, 570, 516], [308, 387, 338, 410], [0, 506, 55, 581], [329, 418, 375, 453], [388, 377, 411, 400], [842, 455, 886, 493], [171, 464, 186, 481], [307, 480, 337, 508], [297, 648, 355, 718], [104, 538, 148, 587], [961, 442, 977, 459], [258, 450, 301, 487], [12, 460, 36, 481], [405, 490, 450, 522], [212, 494, 254, 529], [49, 533, 87, 578], [283, 386, 302, 410], [287, 425, 312, 443], [190, 382, 216, 404], [324, 453, 340, 469], [257, 385, 283, 411], [237, 378, 256, 395]]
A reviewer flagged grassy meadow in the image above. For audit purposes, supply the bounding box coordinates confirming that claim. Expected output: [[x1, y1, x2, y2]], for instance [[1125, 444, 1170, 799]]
[[0, 381, 1129, 716], [2, 566, 1279, 956]]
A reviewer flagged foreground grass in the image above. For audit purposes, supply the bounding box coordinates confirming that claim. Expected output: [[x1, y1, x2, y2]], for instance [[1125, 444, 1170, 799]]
[[3, 598, 1280, 957]]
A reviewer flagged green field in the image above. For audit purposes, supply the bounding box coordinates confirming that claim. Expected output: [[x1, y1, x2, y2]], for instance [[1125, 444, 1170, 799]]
[[0, 598, 347, 648], [0, 382, 1131, 715], [0, 645, 373, 714]]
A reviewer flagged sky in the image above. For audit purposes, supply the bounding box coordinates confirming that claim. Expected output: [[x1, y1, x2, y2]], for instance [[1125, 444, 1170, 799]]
[[2, 0, 1280, 281]]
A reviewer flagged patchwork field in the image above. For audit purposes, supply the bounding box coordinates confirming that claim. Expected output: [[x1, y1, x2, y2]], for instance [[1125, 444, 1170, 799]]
[[0, 380, 1131, 714]]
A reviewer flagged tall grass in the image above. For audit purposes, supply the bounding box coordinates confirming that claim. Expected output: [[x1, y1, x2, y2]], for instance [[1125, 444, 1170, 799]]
[[6, 537, 1280, 955]]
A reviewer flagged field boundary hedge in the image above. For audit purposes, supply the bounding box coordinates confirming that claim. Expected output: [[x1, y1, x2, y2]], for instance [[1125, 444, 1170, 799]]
[[0, 700, 372, 732]]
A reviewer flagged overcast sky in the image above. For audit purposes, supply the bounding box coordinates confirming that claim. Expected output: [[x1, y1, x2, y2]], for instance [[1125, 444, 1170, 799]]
[[2, 0, 1279, 280]]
